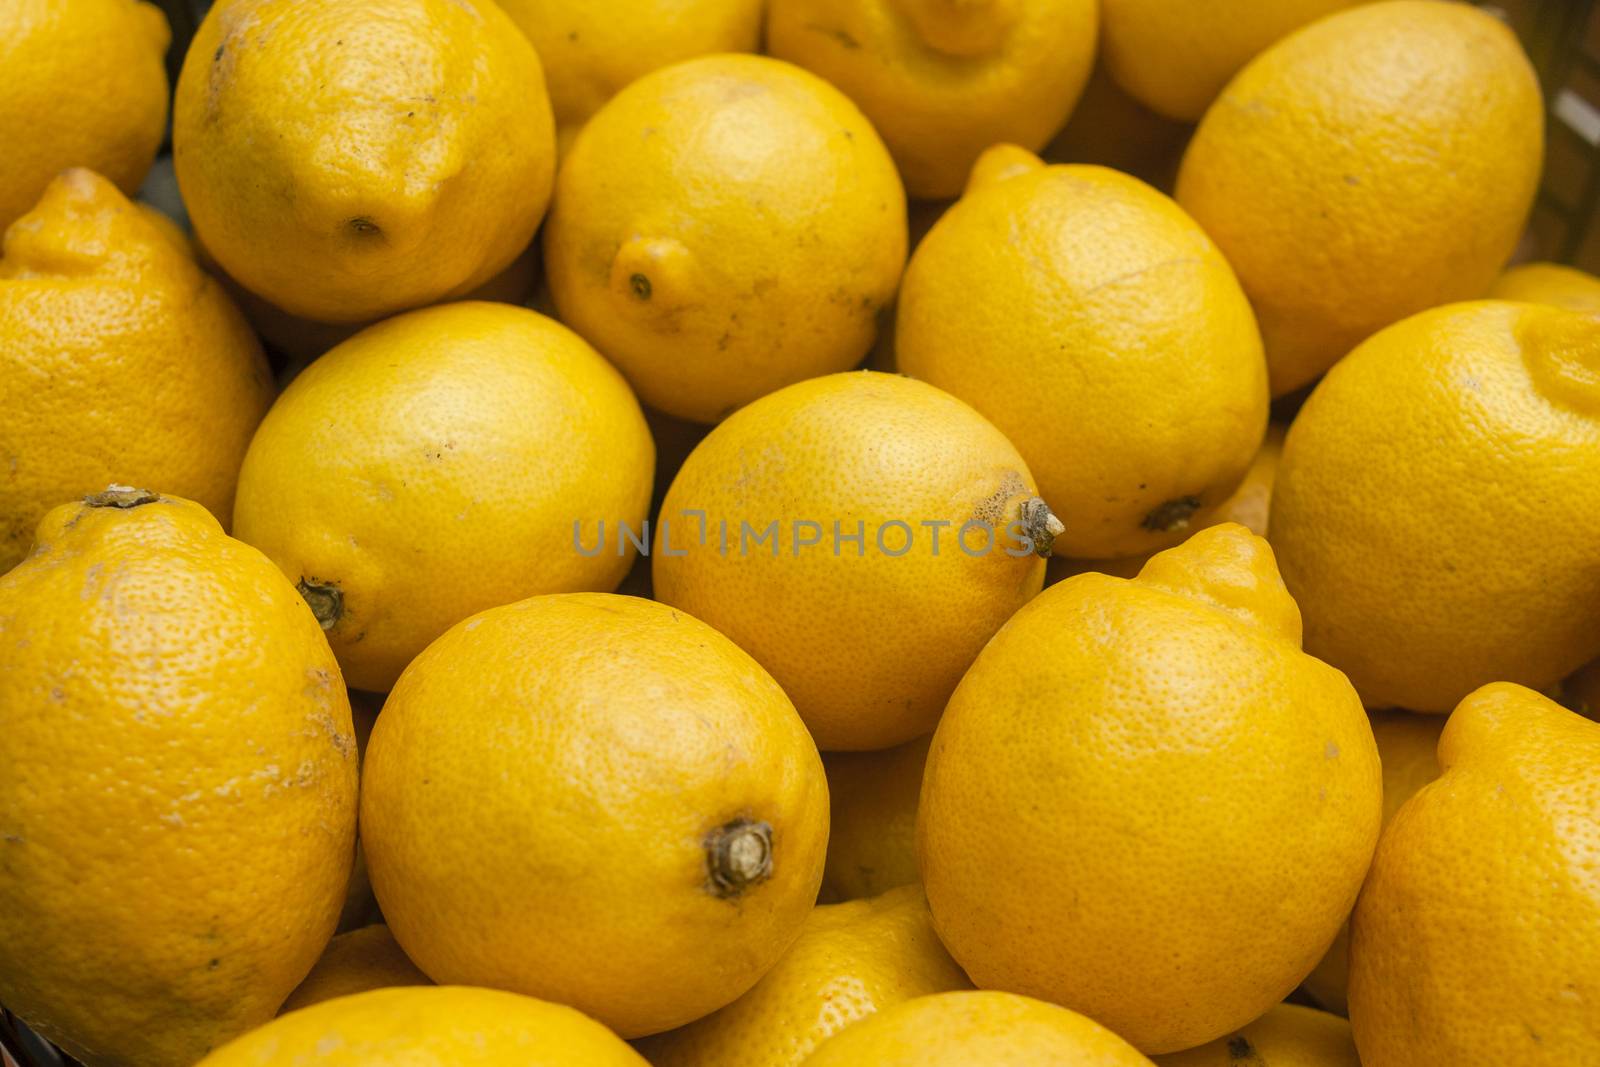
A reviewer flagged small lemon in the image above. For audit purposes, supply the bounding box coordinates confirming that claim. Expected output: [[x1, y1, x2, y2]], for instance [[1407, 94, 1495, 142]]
[[0, 170, 271, 574], [1153, 1004, 1358, 1067], [653, 370, 1058, 751], [545, 54, 906, 423], [360, 594, 829, 1038], [279, 926, 431, 1015], [638, 886, 970, 1066], [1490, 261, 1600, 315], [233, 302, 654, 692], [898, 146, 1268, 560], [1177, 0, 1543, 395], [820, 734, 931, 900], [766, 0, 1097, 199], [0, 0, 169, 231], [174, 0, 555, 323]]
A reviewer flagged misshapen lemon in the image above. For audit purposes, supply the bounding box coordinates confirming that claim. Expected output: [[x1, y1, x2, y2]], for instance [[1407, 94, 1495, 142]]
[[198, 986, 646, 1066], [1349, 684, 1600, 1066], [800, 991, 1155, 1066], [0, 170, 271, 574], [898, 146, 1268, 560], [653, 371, 1057, 751], [1153, 1004, 1358, 1067], [0, 492, 357, 1067], [0, 0, 169, 232], [174, 0, 555, 324], [919, 525, 1380, 1053], [766, 0, 1096, 200], [279, 926, 431, 1015], [360, 594, 828, 1038], [545, 55, 906, 423], [1177, 0, 1542, 395], [233, 302, 654, 692], [638, 886, 970, 1066], [496, 0, 762, 149], [1269, 301, 1600, 712], [1100, 0, 1363, 121]]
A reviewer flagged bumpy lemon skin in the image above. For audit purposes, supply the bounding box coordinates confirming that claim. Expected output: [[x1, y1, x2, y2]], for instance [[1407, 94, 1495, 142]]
[[0, 493, 358, 1067]]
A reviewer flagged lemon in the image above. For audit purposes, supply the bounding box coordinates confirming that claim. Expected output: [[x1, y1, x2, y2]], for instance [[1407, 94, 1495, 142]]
[[545, 54, 906, 423]]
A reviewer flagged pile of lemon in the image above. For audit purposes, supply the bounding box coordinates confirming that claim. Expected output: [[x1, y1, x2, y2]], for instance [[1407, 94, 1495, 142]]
[[2, 1, 1598, 1066]]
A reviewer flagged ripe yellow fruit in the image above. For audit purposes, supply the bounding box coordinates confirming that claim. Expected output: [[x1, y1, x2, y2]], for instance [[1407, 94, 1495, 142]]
[[653, 371, 1057, 750], [0, 169, 271, 575], [898, 146, 1268, 561], [360, 594, 829, 1038], [1177, 0, 1542, 395], [820, 735, 931, 900], [0, 0, 169, 232], [545, 55, 907, 423], [1269, 301, 1600, 712], [1301, 709, 1444, 1013], [1101, 0, 1362, 121], [1490, 261, 1600, 315], [1049, 423, 1285, 584], [800, 990, 1155, 1066], [1153, 1004, 1358, 1067], [637, 885, 971, 1066], [919, 524, 1381, 1053], [233, 302, 653, 692], [1349, 683, 1600, 1066], [174, 0, 555, 324], [197, 986, 647, 1066], [765, 0, 1097, 200], [279, 926, 431, 1015], [0, 491, 358, 1067], [496, 0, 762, 149]]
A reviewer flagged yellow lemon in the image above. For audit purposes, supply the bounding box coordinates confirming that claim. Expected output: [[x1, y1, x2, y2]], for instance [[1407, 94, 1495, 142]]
[[1349, 684, 1600, 1066], [1268, 301, 1600, 712], [637, 885, 971, 1066], [545, 54, 906, 423], [898, 146, 1268, 560], [198, 986, 645, 1066], [1101, 0, 1363, 121], [1490, 261, 1600, 315], [279, 926, 431, 1015], [766, 0, 1096, 200], [232, 302, 653, 693], [360, 594, 829, 1038], [0, 0, 169, 231], [653, 370, 1058, 751], [1153, 1004, 1358, 1067], [1049, 423, 1285, 584], [800, 990, 1154, 1066], [173, 0, 555, 324], [496, 0, 762, 149], [919, 525, 1381, 1053], [1176, 0, 1542, 395], [0, 491, 357, 1067], [0, 169, 271, 575], [1300, 709, 1445, 1013], [820, 734, 931, 900]]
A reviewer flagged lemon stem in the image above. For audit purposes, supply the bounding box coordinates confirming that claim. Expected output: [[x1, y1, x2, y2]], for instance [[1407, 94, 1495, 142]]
[[705, 819, 773, 898], [1019, 496, 1065, 558], [84, 485, 159, 509]]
